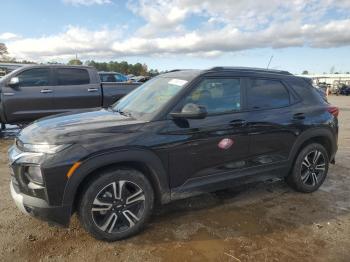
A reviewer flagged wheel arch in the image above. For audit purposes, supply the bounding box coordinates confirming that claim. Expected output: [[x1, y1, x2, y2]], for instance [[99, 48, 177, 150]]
[[62, 148, 170, 212], [289, 127, 337, 167]]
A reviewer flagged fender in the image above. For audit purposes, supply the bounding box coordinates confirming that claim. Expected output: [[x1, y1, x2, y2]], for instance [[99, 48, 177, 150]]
[[62, 147, 170, 209], [0, 97, 8, 124], [287, 127, 337, 167]]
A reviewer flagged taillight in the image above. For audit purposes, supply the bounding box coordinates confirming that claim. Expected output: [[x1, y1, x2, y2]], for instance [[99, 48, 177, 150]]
[[327, 106, 339, 117]]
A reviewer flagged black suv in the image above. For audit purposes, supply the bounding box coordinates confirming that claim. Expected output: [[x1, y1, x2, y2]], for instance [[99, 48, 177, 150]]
[[8, 67, 339, 241]]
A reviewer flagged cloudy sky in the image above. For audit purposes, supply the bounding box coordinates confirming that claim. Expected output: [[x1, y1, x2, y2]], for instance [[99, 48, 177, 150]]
[[1, 0, 350, 73]]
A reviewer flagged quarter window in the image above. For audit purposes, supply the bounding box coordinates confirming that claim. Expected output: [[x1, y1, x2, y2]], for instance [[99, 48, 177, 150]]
[[247, 79, 290, 109], [17, 68, 50, 87], [56, 68, 90, 86], [183, 78, 241, 114]]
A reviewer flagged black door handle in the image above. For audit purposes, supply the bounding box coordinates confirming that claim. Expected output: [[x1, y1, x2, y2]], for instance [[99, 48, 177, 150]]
[[230, 119, 247, 126], [293, 113, 305, 120]]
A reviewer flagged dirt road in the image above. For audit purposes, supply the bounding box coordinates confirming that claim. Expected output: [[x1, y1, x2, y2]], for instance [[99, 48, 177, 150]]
[[0, 96, 349, 261]]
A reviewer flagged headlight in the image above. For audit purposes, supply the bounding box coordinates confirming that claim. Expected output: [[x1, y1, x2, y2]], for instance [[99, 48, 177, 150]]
[[17, 141, 71, 154], [25, 165, 43, 184]]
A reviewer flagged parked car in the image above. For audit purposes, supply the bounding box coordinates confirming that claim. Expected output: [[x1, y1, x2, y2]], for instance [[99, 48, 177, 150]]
[[0, 63, 25, 78], [99, 71, 128, 83], [300, 77, 327, 101], [130, 75, 150, 83], [337, 84, 350, 96], [0, 65, 141, 129], [8, 67, 338, 241]]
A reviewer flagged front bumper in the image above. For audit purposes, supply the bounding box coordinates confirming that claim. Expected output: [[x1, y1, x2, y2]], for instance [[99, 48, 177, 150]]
[[8, 144, 74, 227], [10, 179, 71, 226], [10, 180, 29, 215]]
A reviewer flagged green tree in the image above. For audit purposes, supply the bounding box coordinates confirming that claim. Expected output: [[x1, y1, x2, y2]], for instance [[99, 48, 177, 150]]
[[302, 70, 309, 75], [85, 60, 158, 76], [0, 43, 10, 61], [68, 58, 83, 65], [141, 63, 148, 76], [0, 43, 8, 55]]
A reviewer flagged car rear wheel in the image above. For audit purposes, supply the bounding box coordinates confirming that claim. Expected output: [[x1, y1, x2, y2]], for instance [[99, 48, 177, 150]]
[[287, 143, 329, 193], [78, 168, 154, 241]]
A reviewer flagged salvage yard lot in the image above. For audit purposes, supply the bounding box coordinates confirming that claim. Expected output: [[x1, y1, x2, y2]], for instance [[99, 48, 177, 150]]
[[0, 96, 349, 262]]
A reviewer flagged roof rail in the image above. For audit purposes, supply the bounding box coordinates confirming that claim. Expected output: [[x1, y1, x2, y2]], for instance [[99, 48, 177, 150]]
[[208, 66, 292, 75]]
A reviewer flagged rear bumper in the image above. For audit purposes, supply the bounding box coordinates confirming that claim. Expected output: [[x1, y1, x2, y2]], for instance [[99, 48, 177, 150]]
[[10, 180, 71, 227]]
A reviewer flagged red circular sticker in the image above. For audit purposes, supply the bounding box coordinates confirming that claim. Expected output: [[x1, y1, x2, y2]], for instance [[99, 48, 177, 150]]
[[218, 138, 234, 150]]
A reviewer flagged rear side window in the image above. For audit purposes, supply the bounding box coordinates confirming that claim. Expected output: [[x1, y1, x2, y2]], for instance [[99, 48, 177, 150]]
[[17, 68, 50, 87], [247, 79, 290, 109], [56, 68, 90, 86]]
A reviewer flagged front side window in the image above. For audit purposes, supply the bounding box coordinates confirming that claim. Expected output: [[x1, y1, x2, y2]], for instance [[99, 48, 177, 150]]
[[182, 78, 241, 114], [247, 79, 290, 110], [56, 68, 90, 86], [17, 68, 50, 87]]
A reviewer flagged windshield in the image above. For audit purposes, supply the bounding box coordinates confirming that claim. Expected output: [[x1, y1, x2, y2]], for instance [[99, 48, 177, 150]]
[[112, 76, 189, 120]]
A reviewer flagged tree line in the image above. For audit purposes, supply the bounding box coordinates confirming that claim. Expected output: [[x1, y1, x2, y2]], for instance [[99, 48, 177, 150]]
[[0, 42, 159, 77], [83, 60, 159, 76]]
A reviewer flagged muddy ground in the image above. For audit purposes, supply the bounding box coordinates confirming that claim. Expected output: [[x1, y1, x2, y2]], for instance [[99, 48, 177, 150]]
[[0, 96, 349, 262]]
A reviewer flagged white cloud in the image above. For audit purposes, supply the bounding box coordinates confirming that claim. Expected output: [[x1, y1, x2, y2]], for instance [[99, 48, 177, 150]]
[[63, 0, 111, 6], [0, 32, 21, 41], [7, 26, 121, 61], [3, 0, 350, 61]]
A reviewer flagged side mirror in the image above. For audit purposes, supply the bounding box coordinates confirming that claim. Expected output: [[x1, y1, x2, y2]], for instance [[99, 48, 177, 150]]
[[171, 103, 207, 119], [8, 77, 19, 88]]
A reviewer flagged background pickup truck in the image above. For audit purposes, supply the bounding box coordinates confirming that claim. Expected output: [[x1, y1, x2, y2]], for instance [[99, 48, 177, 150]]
[[0, 65, 141, 127]]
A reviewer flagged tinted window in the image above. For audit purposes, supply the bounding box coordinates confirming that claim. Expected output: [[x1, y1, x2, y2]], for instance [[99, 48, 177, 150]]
[[114, 74, 124, 82], [247, 79, 290, 109], [17, 68, 50, 87], [184, 78, 241, 114], [100, 74, 126, 82], [56, 68, 90, 86], [100, 74, 116, 82]]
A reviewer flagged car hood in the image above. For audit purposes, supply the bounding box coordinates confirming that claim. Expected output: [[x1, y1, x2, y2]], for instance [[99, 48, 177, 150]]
[[18, 108, 146, 144]]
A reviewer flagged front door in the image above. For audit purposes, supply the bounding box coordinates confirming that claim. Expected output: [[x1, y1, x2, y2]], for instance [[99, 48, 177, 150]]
[[165, 77, 250, 189], [2, 67, 55, 124]]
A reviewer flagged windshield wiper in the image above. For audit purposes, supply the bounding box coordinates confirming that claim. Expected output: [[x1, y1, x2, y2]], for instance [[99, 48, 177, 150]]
[[113, 108, 134, 118]]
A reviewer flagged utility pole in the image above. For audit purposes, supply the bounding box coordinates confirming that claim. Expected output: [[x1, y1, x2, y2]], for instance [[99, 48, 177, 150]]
[[267, 55, 273, 69]]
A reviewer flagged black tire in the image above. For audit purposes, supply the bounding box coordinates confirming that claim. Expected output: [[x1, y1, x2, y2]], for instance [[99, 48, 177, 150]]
[[78, 168, 154, 241], [287, 143, 329, 193]]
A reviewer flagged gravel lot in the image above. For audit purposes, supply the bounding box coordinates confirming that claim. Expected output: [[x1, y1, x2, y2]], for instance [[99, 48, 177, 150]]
[[0, 96, 349, 262]]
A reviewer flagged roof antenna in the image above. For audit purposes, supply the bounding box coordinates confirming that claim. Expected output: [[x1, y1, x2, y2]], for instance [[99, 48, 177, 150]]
[[267, 55, 273, 69]]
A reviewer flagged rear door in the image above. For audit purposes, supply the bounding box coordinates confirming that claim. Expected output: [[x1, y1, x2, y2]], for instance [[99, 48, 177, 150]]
[[52, 68, 102, 112], [245, 77, 299, 165], [1, 67, 55, 123]]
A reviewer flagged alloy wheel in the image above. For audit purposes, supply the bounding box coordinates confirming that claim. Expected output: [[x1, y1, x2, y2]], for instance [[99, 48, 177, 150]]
[[300, 150, 326, 187], [91, 180, 146, 233]]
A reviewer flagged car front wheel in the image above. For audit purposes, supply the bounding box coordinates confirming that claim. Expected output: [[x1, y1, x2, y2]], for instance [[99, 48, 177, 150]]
[[78, 168, 154, 241]]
